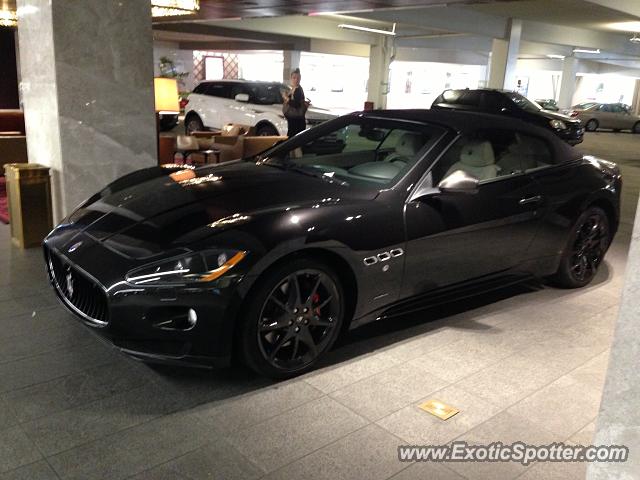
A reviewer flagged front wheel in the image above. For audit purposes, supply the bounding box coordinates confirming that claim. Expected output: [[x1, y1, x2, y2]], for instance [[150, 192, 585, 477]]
[[239, 259, 345, 379], [551, 207, 610, 288], [585, 119, 598, 132], [185, 115, 204, 135], [633, 122, 640, 134]]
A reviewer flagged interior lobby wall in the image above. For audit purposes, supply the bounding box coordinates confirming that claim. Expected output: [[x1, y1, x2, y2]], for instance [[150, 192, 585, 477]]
[[0, 27, 20, 109], [153, 41, 195, 92]]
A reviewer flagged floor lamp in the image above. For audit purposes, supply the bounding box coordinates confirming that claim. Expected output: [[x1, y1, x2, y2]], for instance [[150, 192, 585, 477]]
[[154, 77, 180, 165]]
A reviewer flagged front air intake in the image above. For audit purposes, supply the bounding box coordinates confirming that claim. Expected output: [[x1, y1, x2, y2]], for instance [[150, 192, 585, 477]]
[[47, 247, 109, 325]]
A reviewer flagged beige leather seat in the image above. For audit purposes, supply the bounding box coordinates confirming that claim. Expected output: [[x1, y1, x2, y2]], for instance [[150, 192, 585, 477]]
[[445, 140, 500, 181], [385, 132, 424, 167], [498, 135, 539, 173]]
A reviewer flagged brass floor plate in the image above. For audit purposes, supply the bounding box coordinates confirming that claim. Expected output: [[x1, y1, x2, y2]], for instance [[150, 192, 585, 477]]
[[418, 399, 460, 420]]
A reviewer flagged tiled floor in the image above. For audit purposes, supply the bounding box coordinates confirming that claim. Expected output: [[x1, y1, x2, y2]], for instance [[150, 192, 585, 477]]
[[0, 132, 637, 480]]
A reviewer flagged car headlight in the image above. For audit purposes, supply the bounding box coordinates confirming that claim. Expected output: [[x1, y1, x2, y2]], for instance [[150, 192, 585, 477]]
[[126, 250, 246, 286], [549, 119, 567, 130]]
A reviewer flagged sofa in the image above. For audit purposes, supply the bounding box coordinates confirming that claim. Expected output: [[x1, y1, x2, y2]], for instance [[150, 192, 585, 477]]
[[175, 124, 286, 164], [0, 110, 28, 172]]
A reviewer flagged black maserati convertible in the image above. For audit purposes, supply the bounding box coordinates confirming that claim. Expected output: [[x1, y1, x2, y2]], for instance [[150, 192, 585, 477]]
[[44, 110, 621, 378]]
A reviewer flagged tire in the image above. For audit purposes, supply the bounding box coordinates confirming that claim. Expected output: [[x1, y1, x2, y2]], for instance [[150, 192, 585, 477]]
[[238, 258, 345, 379], [185, 115, 204, 135], [584, 119, 598, 132], [551, 207, 610, 288], [256, 123, 279, 136], [633, 122, 640, 134]]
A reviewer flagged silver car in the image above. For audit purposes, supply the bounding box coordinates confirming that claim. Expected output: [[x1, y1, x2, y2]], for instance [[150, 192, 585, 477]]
[[569, 102, 640, 133]]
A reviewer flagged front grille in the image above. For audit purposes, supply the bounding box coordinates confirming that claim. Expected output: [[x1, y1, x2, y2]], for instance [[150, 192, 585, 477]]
[[48, 249, 109, 325]]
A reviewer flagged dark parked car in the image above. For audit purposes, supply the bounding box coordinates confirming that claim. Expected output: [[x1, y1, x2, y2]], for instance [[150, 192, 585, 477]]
[[432, 89, 584, 145], [44, 110, 620, 378]]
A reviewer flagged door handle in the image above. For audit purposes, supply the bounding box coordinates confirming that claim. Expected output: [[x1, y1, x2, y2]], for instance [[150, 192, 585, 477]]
[[519, 195, 543, 206]]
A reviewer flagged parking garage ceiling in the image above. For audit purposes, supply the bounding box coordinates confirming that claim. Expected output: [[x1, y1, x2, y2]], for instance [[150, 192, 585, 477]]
[[167, 0, 521, 20]]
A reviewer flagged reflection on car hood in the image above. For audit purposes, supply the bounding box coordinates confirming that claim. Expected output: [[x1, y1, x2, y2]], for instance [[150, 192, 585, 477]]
[[539, 109, 579, 123], [66, 162, 371, 258]]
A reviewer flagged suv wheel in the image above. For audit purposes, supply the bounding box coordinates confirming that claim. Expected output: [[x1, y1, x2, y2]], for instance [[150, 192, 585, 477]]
[[185, 115, 204, 135], [256, 124, 279, 136]]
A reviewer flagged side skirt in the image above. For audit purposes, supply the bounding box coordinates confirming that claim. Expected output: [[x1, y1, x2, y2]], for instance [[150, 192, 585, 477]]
[[349, 272, 537, 330]]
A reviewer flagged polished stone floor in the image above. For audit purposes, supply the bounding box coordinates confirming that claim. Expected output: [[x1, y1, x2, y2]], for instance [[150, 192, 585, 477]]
[[0, 131, 637, 480]]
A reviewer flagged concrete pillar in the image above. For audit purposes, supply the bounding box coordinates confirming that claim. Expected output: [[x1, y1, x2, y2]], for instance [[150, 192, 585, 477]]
[[367, 36, 393, 109], [487, 18, 522, 90], [587, 207, 640, 478], [17, 0, 157, 222], [283, 50, 301, 83], [558, 56, 579, 110], [630, 79, 640, 115]]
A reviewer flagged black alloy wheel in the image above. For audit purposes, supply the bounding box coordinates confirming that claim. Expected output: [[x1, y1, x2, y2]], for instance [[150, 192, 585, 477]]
[[239, 259, 344, 378], [553, 207, 610, 288]]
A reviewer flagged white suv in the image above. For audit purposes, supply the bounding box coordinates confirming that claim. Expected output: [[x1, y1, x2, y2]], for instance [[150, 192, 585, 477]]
[[184, 79, 333, 136]]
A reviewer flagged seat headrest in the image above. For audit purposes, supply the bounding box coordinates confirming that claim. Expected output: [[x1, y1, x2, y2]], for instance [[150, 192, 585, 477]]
[[395, 132, 424, 157], [459, 140, 495, 167]]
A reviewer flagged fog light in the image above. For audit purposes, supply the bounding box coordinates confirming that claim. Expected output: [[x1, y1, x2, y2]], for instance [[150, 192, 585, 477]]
[[149, 306, 198, 331]]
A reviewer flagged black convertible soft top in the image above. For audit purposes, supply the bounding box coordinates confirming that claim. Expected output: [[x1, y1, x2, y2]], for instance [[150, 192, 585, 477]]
[[359, 109, 582, 162]]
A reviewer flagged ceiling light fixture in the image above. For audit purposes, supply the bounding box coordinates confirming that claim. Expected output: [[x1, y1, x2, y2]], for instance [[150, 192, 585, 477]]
[[546, 54, 566, 59], [338, 23, 396, 36], [573, 48, 600, 54], [0, 8, 17, 27], [151, 0, 200, 18]]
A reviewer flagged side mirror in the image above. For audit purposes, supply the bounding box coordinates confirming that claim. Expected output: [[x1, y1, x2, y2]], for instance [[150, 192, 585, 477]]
[[409, 170, 479, 202], [234, 93, 249, 103], [437, 170, 480, 194]]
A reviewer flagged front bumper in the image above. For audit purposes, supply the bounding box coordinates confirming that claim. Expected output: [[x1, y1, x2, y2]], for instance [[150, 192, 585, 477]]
[[557, 124, 584, 145], [44, 237, 239, 368]]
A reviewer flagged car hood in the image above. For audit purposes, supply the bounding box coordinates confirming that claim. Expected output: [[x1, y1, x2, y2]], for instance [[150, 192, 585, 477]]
[[64, 161, 372, 259], [538, 109, 580, 123]]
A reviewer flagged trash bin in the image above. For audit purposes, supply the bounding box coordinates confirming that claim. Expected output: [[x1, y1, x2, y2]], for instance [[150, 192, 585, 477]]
[[3, 163, 53, 248]]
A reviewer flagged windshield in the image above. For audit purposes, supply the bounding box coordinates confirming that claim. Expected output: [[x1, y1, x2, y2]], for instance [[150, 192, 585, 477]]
[[248, 83, 286, 105], [506, 92, 542, 113], [261, 117, 444, 189], [573, 102, 598, 110]]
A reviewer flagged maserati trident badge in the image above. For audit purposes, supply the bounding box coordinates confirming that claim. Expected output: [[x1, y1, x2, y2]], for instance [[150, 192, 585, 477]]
[[68, 241, 83, 253], [65, 269, 74, 298]]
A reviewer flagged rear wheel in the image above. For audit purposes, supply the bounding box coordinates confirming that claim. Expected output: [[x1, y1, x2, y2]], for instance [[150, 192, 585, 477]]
[[552, 207, 610, 288], [256, 123, 279, 136], [239, 258, 344, 379], [585, 119, 598, 132], [633, 122, 640, 134]]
